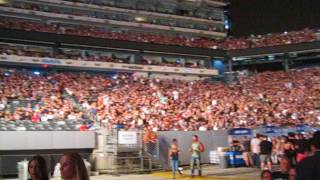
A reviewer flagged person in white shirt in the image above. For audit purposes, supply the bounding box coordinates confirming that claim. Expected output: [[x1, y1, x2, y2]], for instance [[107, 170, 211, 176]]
[[251, 134, 262, 167]]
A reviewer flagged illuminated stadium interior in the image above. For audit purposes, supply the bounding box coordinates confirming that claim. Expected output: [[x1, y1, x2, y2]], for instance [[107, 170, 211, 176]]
[[0, 0, 319, 179]]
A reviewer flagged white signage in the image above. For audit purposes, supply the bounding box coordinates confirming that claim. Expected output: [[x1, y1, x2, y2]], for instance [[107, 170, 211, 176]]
[[118, 131, 137, 145]]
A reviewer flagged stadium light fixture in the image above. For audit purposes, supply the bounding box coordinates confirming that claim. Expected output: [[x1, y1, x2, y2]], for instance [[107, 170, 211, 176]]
[[135, 17, 146, 22], [0, 0, 8, 5]]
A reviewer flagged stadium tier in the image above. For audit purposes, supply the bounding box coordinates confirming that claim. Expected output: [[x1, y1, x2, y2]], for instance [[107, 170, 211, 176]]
[[0, 67, 319, 131], [0, 17, 318, 50]]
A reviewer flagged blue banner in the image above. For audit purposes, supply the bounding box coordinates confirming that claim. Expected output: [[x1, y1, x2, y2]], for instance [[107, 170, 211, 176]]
[[41, 58, 62, 64], [262, 125, 280, 134], [228, 128, 252, 136], [296, 124, 313, 133]]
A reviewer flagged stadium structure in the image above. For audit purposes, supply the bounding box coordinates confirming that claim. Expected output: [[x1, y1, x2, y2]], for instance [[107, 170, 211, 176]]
[[0, 0, 319, 177]]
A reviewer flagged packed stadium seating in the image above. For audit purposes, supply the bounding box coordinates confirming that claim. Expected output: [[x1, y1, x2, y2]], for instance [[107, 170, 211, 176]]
[[0, 43, 129, 64], [8, 0, 224, 32], [0, 0, 319, 132], [0, 43, 206, 68], [0, 18, 317, 50], [66, 0, 225, 21], [0, 67, 319, 131]]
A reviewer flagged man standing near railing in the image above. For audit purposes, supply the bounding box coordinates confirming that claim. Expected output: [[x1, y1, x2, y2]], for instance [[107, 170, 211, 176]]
[[189, 135, 205, 178], [143, 126, 158, 157]]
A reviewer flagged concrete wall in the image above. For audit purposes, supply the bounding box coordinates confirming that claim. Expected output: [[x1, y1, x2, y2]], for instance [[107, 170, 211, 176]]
[[0, 131, 95, 150], [0, 131, 95, 175]]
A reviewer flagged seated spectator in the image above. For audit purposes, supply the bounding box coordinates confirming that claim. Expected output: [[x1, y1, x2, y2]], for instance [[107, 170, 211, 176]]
[[0, 66, 319, 132], [79, 122, 88, 131], [0, 18, 316, 50]]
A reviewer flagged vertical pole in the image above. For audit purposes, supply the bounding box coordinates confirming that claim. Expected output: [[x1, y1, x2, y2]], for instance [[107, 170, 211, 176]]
[[205, 57, 212, 69], [134, 51, 142, 64], [283, 58, 289, 72], [228, 57, 233, 72], [52, 42, 60, 57]]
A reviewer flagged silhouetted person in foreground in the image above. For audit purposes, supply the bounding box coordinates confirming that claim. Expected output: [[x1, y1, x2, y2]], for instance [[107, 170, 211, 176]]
[[296, 131, 320, 180]]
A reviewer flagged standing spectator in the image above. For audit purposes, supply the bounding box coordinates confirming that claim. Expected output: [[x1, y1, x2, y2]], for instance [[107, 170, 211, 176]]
[[288, 168, 296, 180], [272, 156, 291, 179], [296, 131, 320, 180], [260, 135, 273, 170], [284, 137, 296, 167], [251, 134, 261, 167], [295, 134, 308, 163], [143, 126, 157, 144], [143, 126, 158, 157], [242, 136, 253, 167], [261, 170, 273, 180], [189, 135, 204, 178], [274, 136, 285, 164], [168, 138, 182, 179], [230, 140, 242, 151], [28, 155, 49, 180]]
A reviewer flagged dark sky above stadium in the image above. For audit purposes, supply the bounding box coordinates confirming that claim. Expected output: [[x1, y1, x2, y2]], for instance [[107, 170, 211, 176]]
[[229, 0, 320, 37]]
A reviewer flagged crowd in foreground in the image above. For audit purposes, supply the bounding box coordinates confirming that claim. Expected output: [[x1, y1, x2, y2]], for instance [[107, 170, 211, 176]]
[[252, 131, 320, 180], [168, 131, 320, 180], [0, 18, 317, 50], [25, 131, 320, 180], [0, 67, 319, 131]]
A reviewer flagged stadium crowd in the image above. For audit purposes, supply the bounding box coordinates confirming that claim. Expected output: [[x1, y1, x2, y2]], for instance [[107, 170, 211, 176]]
[[0, 67, 319, 131], [0, 44, 129, 64], [0, 44, 206, 68], [229, 130, 320, 180], [64, 0, 224, 21], [0, 18, 317, 50], [9, 1, 223, 32]]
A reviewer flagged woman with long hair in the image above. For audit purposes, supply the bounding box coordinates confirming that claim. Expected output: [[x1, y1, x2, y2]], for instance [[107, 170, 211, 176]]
[[28, 155, 49, 180], [168, 138, 182, 179], [60, 152, 89, 180]]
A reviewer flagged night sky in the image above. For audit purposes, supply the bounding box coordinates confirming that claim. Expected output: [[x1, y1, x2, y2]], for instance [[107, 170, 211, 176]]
[[229, 0, 320, 37]]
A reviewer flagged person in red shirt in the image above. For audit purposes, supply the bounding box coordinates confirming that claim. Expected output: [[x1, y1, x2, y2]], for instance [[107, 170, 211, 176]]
[[31, 113, 40, 123], [79, 122, 88, 131]]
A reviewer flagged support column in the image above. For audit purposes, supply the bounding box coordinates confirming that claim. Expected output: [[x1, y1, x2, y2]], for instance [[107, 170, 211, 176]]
[[52, 42, 60, 57], [227, 57, 233, 72], [205, 57, 212, 69], [283, 58, 289, 72], [134, 51, 142, 64]]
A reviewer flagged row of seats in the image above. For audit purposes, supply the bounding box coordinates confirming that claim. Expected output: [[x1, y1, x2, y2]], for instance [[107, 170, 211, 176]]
[[0, 120, 87, 131]]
